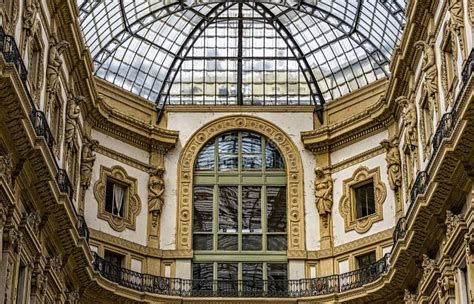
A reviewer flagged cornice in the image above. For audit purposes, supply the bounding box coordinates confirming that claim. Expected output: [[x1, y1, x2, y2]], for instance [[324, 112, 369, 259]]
[[94, 145, 152, 172]]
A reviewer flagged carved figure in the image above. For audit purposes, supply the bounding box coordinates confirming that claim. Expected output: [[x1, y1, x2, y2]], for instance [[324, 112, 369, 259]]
[[397, 95, 418, 147], [46, 40, 69, 99], [314, 168, 333, 217], [22, 0, 38, 34], [0, 154, 13, 185], [445, 210, 462, 239], [48, 255, 62, 272], [64, 93, 84, 150], [148, 166, 165, 228], [26, 211, 42, 236], [421, 254, 436, 282], [415, 40, 438, 107], [380, 137, 402, 191], [80, 137, 98, 190]]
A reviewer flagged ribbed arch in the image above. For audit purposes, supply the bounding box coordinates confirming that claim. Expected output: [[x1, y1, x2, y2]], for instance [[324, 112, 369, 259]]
[[78, 0, 406, 114]]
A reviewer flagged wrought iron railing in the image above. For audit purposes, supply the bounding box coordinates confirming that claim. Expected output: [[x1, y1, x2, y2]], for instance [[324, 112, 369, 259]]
[[77, 215, 89, 242], [431, 109, 457, 161], [0, 27, 76, 204], [461, 49, 474, 85], [92, 252, 389, 297], [392, 216, 407, 244]]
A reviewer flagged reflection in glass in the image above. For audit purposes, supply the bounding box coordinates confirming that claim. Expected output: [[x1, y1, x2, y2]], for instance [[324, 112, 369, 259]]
[[218, 263, 238, 296], [242, 186, 261, 232], [267, 235, 287, 251], [242, 235, 262, 251], [218, 234, 238, 250], [193, 234, 213, 250], [267, 187, 287, 232], [193, 263, 213, 294], [242, 263, 263, 295], [218, 186, 238, 232], [195, 140, 214, 170], [218, 132, 238, 170], [193, 186, 213, 232], [242, 132, 262, 169], [266, 140, 284, 169], [267, 263, 288, 294]]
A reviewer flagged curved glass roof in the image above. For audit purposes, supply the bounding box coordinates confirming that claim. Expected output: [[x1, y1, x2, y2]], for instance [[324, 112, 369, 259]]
[[77, 0, 405, 110]]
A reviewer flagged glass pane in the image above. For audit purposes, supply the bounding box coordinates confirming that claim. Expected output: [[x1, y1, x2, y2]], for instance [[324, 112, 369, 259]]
[[267, 263, 288, 295], [242, 132, 262, 169], [196, 140, 215, 170], [242, 186, 262, 232], [193, 234, 213, 250], [192, 263, 213, 295], [218, 234, 238, 250], [242, 263, 263, 296], [355, 183, 375, 218], [267, 187, 287, 232], [218, 186, 238, 232], [267, 235, 287, 251], [218, 132, 238, 171], [193, 186, 214, 232], [266, 140, 284, 169], [218, 263, 238, 296], [242, 235, 262, 251]]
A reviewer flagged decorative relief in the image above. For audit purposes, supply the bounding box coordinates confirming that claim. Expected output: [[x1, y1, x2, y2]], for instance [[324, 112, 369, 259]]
[[7, 228, 23, 253], [93, 165, 142, 232], [0, 153, 13, 186], [64, 93, 84, 152], [22, 0, 38, 36], [25, 211, 42, 237], [176, 115, 305, 253], [445, 210, 462, 240], [46, 39, 69, 104], [415, 38, 440, 118], [2, 0, 19, 35], [419, 91, 434, 160], [403, 289, 417, 304], [380, 137, 402, 192], [80, 137, 98, 191], [437, 272, 455, 299], [448, 0, 465, 56], [338, 166, 386, 233], [148, 166, 165, 230], [440, 21, 458, 109], [314, 167, 333, 228], [420, 254, 437, 284], [397, 95, 418, 148]]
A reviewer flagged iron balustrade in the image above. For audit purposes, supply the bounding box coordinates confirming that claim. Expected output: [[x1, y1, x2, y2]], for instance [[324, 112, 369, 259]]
[[392, 217, 407, 244], [431, 109, 457, 159], [92, 252, 389, 297], [461, 49, 474, 85], [0, 27, 77, 214], [77, 215, 89, 242]]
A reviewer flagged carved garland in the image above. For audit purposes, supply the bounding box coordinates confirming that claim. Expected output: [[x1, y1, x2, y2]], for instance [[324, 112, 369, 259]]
[[339, 166, 387, 233], [419, 90, 433, 160], [440, 21, 458, 110], [94, 165, 142, 232], [29, 26, 45, 105], [176, 115, 305, 257]]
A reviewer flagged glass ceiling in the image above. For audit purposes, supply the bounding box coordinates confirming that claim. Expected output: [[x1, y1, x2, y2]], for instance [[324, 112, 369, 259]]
[[77, 0, 406, 112]]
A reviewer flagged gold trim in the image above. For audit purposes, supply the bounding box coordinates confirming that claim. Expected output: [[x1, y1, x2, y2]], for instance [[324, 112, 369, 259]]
[[166, 105, 315, 112], [338, 166, 387, 233], [93, 165, 142, 232], [331, 146, 385, 173], [176, 115, 305, 255], [95, 144, 153, 172]]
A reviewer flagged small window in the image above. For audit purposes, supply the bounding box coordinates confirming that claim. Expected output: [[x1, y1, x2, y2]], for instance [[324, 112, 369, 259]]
[[354, 182, 375, 219], [104, 250, 125, 267], [29, 36, 42, 90], [16, 264, 28, 304], [355, 251, 376, 269], [105, 179, 127, 217]]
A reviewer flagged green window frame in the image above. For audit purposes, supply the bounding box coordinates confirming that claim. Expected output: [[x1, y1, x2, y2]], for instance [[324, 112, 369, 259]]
[[192, 131, 288, 282]]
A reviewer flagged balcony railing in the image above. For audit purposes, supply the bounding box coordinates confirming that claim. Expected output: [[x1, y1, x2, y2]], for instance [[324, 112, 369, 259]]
[[77, 215, 89, 242], [92, 252, 389, 298]]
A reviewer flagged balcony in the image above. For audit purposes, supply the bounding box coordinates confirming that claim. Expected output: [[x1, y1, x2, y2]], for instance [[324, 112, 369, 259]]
[[92, 252, 389, 298]]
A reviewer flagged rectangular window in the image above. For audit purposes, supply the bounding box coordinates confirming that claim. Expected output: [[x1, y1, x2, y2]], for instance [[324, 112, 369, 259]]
[[267, 263, 288, 295], [355, 251, 376, 269], [241, 132, 262, 169], [218, 133, 238, 170], [242, 263, 263, 296], [354, 182, 375, 219], [104, 250, 125, 267], [217, 263, 238, 296], [16, 264, 28, 304], [192, 263, 213, 295], [242, 186, 262, 251], [29, 38, 41, 90], [105, 179, 126, 217]]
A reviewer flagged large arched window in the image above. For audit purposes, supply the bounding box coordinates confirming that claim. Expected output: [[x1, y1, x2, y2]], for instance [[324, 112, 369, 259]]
[[192, 131, 287, 294]]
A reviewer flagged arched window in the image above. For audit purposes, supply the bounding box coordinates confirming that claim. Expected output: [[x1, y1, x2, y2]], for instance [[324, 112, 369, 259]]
[[192, 131, 287, 294]]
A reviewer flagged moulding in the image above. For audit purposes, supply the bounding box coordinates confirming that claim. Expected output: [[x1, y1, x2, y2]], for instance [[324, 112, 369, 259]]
[[94, 144, 153, 172], [176, 115, 305, 252], [166, 105, 315, 113], [331, 146, 385, 173], [339, 166, 387, 233], [93, 165, 142, 232]]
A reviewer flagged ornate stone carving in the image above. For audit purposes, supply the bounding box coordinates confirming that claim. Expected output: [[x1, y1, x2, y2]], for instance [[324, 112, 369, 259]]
[[445, 210, 462, 240], [64, 93, 84, 151], [48, 255, 62, 272], [93, 165, 142, 232], [403, 289, 417, 304], [415, 38, 439, 117], [22, 0, 39, 36], [314, 167, 333, 228], [176, 115, 305, 253], [339, 166, 387, 233], [46, 40, 69, 101], [66, 289, 80, 304], [465, 233, 473, 256], [0, 153, 13, 185], [148, 166, 165, 229], [26, 211, 42, 237], [421, 254, 437, 283], [380, 137, 402, 192], [397, 95, 418, 147], [80, 137, 98, 191], [448, 0, 465, 55], [31, 271, 47, 298], [8, 228, 23, 253], [437, 273, 455, 298]]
